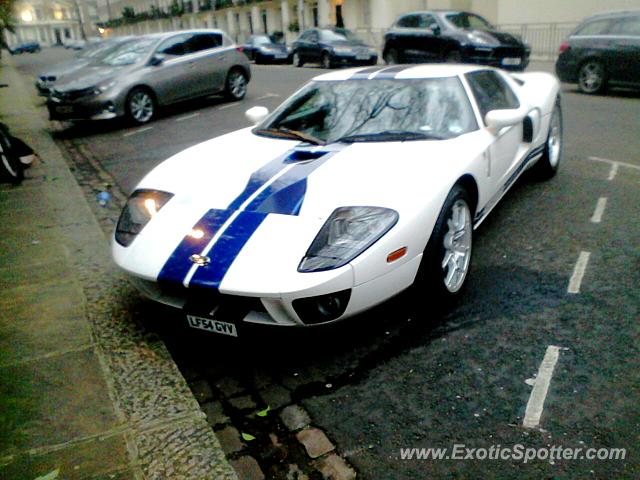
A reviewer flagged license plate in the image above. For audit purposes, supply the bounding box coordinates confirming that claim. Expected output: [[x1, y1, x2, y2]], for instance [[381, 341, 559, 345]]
[[356, 54, 370, 60], [274, 54, 287, 59], [502, 57, 521, 66], [187, 315, 237, 337], [56, 105, 74, 114]]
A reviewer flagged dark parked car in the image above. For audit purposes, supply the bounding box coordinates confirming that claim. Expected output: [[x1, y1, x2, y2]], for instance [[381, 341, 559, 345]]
[[241, 35, 290, 64], [383, 11, 530, 71], [555, 11, 640, 94], [11, 42, 41, 54], [291, 28, 377, 69]]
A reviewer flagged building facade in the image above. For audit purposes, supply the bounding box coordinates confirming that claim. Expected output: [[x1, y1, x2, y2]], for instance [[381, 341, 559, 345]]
[[4, 0, 100, 48], [17, 0, 638, 58]]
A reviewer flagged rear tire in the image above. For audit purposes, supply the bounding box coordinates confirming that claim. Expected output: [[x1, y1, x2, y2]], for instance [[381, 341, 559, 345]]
[[225, 68, 248, 101], [0, 128, 24, 185], [578, 60, 606, 94], [532, 98, 563, 179], [445, 50, 462, 63], [413, 185, 473, 306], [383, 47, 399, 65]]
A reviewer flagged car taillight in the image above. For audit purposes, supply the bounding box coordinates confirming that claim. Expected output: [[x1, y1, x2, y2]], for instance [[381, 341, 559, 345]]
[[558, 41, 569, 54], [236, 46, 244, 53]]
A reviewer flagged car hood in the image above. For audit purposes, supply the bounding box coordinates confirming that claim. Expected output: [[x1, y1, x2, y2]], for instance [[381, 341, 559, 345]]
[[475, 29, 524, 47], [326, 40, 367, 48], [39, 58, 90, 79], [137, 128, 476, 218], [53, 64, 131, 91], [119, 128, 486, 293]]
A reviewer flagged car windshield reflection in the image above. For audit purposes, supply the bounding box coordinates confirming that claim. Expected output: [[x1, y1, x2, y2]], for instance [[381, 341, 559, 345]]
[[255, 78, 478, 144], [101, 38, 156, 66]]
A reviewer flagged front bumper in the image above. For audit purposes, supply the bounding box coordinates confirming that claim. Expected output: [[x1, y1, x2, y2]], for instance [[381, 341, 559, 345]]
[[47, 91, 123, 121], [332, 52, 378, 66], [463, 45, 530, 71], [124, 253, 421, 328]]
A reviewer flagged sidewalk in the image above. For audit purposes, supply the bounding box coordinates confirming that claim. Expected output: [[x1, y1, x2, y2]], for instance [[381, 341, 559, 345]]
[[0, 56, 237, 479]]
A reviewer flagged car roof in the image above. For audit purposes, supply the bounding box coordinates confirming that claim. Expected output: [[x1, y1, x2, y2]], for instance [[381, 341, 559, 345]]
[[313, 64, 489, 82], [580, 9, 640, 20], [142, 29, 228, 39]]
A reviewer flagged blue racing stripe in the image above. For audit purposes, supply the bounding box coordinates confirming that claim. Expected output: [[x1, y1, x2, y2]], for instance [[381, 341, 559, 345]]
[[158, 144, 346, 290], [188, 211, 268, 289], [157, 208, 233, 284]]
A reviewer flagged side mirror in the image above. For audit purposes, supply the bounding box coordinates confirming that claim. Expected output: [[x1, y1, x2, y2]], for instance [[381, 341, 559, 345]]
[[245, 106, 269, 125], [149, 54, 165, 66], [428, 23, 441, 35], [485, 108, 526, 133]]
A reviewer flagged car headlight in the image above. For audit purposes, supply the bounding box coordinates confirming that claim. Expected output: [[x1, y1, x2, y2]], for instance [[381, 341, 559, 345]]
[[468, 33, 493, 46], [115, 189, 173, 246], [298, 206, 399, 272], [92, 80, 116, 96]]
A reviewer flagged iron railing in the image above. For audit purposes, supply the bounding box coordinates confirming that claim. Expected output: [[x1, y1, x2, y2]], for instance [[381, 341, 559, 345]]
[[498, 23, 577, 60]]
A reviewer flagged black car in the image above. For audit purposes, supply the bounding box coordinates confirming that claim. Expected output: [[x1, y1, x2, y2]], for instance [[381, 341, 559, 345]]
[[383, 11, 530, 71], [291, 28, 377, 69], [241, 35, 290, 64], [11, 41, 41, 54], [555, 11, 640, 94]]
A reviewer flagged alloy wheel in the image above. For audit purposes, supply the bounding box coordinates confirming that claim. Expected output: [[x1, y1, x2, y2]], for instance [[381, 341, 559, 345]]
[[441, 199, 472, 293], [129, 90, 154, 123]]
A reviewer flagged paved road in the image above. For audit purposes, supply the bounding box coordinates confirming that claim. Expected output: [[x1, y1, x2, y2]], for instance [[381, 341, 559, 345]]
[[14, 48, 640, 479]]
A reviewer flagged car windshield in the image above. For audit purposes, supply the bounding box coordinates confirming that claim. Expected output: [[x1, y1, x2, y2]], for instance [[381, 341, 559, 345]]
[[255, 78, 477, 144], [446, 13, 494, 30], [253, 36, 271, 45], [320, 29, 361, 42], [101, 38, 155, 66]]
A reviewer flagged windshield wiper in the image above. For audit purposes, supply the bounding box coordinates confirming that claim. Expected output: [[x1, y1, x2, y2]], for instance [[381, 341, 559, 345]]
[[333, 130, 446, 143], [254, 127, 323, 145]]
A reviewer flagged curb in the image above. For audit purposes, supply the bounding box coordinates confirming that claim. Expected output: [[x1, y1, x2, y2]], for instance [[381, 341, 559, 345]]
[[0, 54, 238, 479]]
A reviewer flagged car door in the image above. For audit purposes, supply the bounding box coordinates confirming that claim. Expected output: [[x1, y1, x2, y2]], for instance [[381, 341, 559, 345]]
[[466, 70, 523, 190], [185, 32, 226, 96], [393, 14, 423, 62], [604, 15, 640, 84], [147, 34, 197, 104], [306, 30, 321, 62], [416, 13, 446, 61]]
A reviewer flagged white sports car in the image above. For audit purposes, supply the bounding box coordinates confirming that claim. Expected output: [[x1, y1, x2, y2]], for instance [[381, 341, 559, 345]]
[[112, 64, 562, 335]]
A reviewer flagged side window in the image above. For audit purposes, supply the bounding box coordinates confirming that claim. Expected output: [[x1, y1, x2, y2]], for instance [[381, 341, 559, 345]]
[[418, 14, 437, 30], [157, 35, 189, 56], [309, 31, 319, 42], [608, 17, 640, 36], [187, 33, 222, 53], [397, 15, 419, 28], [575, 19, 612, 36], [466, 70, 520, 120]]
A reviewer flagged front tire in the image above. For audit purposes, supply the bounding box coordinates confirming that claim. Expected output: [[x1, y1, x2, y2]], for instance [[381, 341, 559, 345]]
[[126, 87, 155, 125], [225, 69, 247, 101], [532, 98, 563, 179], [293, 52, 304, 67], [415, 185, 473, 304], [578, 60, 606, 94], [322, 52, 333, 69]]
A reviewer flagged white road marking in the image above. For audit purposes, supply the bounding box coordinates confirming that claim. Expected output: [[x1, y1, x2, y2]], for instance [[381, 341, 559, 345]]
[[218, 104, 236, 111], [568, 251, 591, 294], [590, 197, 608, 223], [523, 345, 563, 429], [123, 126, 153, 137], [255, 93, 280, 100], [182, 163, 298, 287], [175, 112, 200, 122], [587, 156, 640, 180]]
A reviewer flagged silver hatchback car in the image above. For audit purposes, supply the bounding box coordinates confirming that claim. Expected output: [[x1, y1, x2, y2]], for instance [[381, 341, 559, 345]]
[[47, 30, 251, 124]]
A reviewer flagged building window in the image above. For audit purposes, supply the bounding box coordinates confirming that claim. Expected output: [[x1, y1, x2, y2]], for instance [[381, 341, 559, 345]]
[[64, 28, 71, 39], [262, 10, 268, 33], [312, 5, 318, 27], [248, 12, 253, 34]]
